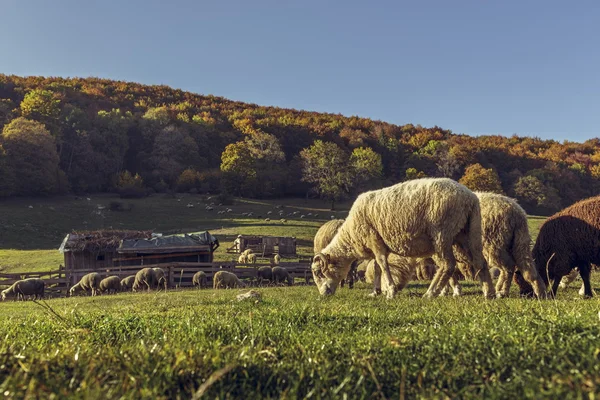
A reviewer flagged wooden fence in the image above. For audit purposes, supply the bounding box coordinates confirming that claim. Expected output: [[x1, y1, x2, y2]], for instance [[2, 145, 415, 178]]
[[0, 262, 313, 298]]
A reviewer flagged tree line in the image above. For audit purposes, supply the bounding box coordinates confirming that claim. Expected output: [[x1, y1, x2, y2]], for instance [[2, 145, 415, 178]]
[[0, 74, 599, 214]]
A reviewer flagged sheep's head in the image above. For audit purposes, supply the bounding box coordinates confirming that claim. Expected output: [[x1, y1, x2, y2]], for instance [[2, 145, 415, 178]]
[[1, 290, 7, 301], [312, 253, 346, 296]]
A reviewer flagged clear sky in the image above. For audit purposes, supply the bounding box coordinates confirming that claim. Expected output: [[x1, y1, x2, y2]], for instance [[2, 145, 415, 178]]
[[1, 0, 598, 142]]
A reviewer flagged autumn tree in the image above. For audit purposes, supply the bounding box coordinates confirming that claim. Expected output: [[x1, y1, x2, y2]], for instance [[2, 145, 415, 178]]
[[405, 168, 427, 180], [1, 117, 61, 195], [459, 163, 504, 194], [149, 125, 202, 186], [300, 140, 354, 209]]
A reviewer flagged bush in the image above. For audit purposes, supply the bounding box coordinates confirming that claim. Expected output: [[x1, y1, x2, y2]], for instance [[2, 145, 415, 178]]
[[154, 179, 168, 193], [176, 168, 202, 193], [109, 201, 134, 212], [216, 192, 233, 205]]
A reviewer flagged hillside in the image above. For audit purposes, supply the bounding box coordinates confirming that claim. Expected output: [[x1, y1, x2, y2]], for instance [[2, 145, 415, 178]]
[[1, 74, 599, 215]]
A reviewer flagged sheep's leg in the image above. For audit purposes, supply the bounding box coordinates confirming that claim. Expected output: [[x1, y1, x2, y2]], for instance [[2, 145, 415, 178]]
[[369, 262, 382, 297], [425, 244, 456, 298], [578, 263, 593, 298], [448, 275, 462, 297], [559, 268, 579, 289]]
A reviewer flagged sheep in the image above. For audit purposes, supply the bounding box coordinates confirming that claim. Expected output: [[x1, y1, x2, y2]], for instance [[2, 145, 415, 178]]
[[267, 211, 272, 215], [132, 268, 158, 292], [257, 266, 273, 286], [270, 254, 281, 267], [213, 271, 246, 289], [265, 218, 271, 222], [153, 267, 167, 290], [311, 178, 495, 299], [99, 276, 121, 295], [1, 278, 45, 301], [120, 275, 136, 291], [238, 254, 247, 264], [313, 219, 359, 289], [243, 249, 253, 256], [280, 219, 287, 223], [516, 196, 600, 298], [272, 266, 294, 286], [248, 253, 257, 264], [192, 271, 208, 289], [70, 272, 102, 297], [441, 192, 546, 298]]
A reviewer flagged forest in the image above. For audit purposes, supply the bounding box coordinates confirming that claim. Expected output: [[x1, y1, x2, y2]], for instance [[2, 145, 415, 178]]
[[0, 74, 598, 215]]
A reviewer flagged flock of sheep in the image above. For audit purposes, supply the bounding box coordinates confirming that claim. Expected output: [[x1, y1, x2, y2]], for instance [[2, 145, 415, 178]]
[[2, 177, 597, 301], [311, 177, 598, 299]]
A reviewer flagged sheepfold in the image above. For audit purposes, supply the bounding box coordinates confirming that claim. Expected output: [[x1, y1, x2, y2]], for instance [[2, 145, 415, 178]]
[[0, 283, 599, 399]]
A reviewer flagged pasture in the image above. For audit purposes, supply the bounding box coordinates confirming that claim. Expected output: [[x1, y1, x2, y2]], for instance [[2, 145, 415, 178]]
[[1, 194, 599, 399]]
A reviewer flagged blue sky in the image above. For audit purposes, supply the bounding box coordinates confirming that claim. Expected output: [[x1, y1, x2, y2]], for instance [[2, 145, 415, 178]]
[[1, 0, 598, 142]]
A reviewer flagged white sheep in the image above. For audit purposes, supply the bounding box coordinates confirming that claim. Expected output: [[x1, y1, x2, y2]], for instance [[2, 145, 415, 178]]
[[238, 254, 247, 264], [248, 253, 257, 264], [192, 271, 208, 288], [120, 275, 136, 291], [132, 268, 158, 292], [267, 211, 272, 215], [213, 271, 246, 289], [153, 267, 167, 290], [70, 273, 102, 297], [1, 278, 45, 301], [311, 178, 495, 299], [99, 276, 121, 295]]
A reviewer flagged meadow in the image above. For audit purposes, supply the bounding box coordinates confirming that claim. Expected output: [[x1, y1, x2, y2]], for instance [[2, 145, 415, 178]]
[[1, 194, 598, 399]]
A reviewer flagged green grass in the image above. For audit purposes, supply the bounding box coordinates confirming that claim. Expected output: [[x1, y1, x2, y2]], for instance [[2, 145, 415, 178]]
[[1, 283, 599, 399]]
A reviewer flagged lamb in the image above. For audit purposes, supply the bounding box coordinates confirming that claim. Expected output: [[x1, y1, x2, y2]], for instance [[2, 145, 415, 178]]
[[120, 275, 136, 291], [238, 254, 247, 264], [311, 178, 495, 299], [99, 276, 121, 295], [153, 267, 167, 290], [516, 196, 600, 298], [257, 266, 273, 286], [247, 253, 257, 264], [132, 268, 158, 292], [192, 271, 208, 288], [1, 278, 45, 301], [272, 266, 294, 286], [70, 273, 102, 297], [213, 271, 246, 289]]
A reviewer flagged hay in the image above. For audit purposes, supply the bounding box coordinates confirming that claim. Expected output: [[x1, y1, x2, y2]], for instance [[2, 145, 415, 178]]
[[68, 230, 153, 252]]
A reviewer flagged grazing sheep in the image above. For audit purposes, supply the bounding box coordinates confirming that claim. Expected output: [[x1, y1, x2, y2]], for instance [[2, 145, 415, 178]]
[[272, 266, 294, 286], [192, 271, 208, 289], [257, 266, 273, 286], [248, 253, 257, 264], [133, 268, 158, 292], [238, 254, 247, 264], [120, 275, 136, 291], [311, 178, 495, 299], [99, 276, 121, 295], [213, 271, 246, 289], [153, 267, 167, 290], [1, 278, 45, 301], [314, 219, 357, 288], [444, 192, 546, 298], [70, 273, 102, 297], [516, 196, 600, 298]]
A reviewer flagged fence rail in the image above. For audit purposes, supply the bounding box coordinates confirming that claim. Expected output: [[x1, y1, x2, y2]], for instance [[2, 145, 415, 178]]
[[0, 262, 314, 298]]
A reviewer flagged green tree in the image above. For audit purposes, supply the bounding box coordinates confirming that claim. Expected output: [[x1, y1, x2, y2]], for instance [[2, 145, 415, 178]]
[[300, 140, 353, 209], [512, 175, 561, 213], [1, 117, 61, 195], [20, 89, 60, 121], [0, 143, 14, 197], [459, 163, 504, 194], [350, 147, 383, 191], [150, 125, 202, 186]]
